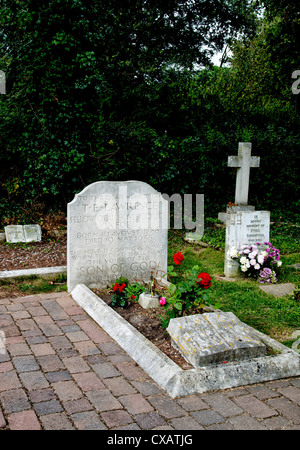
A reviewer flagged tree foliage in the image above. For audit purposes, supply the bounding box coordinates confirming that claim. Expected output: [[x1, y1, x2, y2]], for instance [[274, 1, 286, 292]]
[[0, 0, 299, 224]]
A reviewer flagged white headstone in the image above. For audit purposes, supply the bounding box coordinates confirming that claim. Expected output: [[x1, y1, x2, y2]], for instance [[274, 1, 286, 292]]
[[5, 225, 42, 243], [224, 211, 270, 277], [5, 225, 25, 243], [67, 181, 168, 292], [23, 225, 42, 242]]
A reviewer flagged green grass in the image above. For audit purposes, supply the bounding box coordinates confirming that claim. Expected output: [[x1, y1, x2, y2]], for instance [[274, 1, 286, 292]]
[[0, 273, 67, 296], [168, 222, 300, 348]]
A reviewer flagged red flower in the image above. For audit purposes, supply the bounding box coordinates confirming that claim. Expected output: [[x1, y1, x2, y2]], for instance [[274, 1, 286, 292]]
[[131, 295, 136, 300], [112, 283, 119, 291], [196, 272, 211, 289], [173, 251, 184, 265], [118, 283, 126, 293]]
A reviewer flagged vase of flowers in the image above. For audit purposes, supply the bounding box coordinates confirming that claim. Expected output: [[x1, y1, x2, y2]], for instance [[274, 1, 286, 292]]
[[229, 241, 282, 283]]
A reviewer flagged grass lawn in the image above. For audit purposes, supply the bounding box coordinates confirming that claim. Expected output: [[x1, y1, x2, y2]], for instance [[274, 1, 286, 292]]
[[168, 220, 300, 348]]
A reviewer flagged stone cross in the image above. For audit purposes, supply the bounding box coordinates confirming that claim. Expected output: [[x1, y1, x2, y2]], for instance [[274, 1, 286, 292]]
[[0, 70, 6, 95], [228, 142, 260, 206]]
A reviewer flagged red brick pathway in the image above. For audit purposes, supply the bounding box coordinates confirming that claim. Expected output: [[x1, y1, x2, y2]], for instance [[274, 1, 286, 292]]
[[0, 292, 299, 430]]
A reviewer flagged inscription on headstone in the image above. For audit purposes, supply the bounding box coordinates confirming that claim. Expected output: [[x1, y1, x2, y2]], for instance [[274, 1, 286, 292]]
[[224, 211, 270, 277], [67, 181, 168, 292]]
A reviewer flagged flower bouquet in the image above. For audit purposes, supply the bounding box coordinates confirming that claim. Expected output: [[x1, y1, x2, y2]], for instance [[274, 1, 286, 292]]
[[229, 242, 282, 283]]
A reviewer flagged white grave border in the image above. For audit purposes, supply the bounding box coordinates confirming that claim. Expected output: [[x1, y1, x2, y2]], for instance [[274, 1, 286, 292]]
[[71, 284, 300, 398]]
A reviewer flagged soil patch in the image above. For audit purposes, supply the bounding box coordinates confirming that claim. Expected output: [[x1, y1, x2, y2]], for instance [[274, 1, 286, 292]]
[[92, 289, 193, 370], [0, 235, 67, 271]]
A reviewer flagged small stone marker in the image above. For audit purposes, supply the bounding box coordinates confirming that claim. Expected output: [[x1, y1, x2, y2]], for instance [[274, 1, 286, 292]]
[[167, 311, 267, 368], [67, 180, 168, 292], [138, 293, 160, 309], [224, 210, 270, 277], [259, 283, 295, 298], [4, 225, 42, 243]]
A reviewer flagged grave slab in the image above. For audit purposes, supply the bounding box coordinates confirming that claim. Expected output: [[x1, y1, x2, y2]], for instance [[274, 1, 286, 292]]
[[167, 312, 266, 368]]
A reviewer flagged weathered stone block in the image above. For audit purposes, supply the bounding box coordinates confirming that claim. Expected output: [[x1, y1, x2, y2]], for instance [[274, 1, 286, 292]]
[[167, 312, 267, 368], [4, 225, 42, 243], [138, 293, 160, 309]]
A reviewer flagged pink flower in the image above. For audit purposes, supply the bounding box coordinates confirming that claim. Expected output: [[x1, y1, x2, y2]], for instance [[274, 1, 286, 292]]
[[160, 297, 166, 306]]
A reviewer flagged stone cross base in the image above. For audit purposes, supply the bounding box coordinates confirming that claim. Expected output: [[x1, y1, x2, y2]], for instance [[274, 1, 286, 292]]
[[223, 210, 270, 278]]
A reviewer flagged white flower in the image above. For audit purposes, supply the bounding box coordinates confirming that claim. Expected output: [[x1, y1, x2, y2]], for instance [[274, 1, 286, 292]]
[[261, 251, 268, 257], [240, 256, 248, 265], [241, 265, 248, 272], [250, 259, 257, 266], [228, 247, 238, 258], [249, 251, 258, 259], [246, 260, 251, 268], [254, 263, 261, 270], [257, 255, 264, 264], [243, 249, 250, 254], [277, 260, 282, 267]]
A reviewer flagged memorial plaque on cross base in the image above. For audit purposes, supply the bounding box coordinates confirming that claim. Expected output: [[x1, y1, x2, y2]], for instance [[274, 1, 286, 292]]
[[224, 210, 270, 278]]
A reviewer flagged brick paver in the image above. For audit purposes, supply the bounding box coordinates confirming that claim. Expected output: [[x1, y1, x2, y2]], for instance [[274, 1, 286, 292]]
[[0, 291, 299, 430]]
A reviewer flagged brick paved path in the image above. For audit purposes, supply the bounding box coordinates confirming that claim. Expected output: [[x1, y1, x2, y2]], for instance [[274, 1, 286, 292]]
[[0, 291, 300, 430]]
